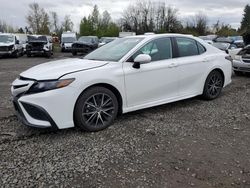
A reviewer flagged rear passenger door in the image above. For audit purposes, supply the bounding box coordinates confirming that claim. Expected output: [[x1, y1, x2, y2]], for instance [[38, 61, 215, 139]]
[[174, 37, 209, 96]]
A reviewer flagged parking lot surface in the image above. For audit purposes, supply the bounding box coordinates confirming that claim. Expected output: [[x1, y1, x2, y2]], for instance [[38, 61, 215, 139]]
[[0, 54, 250, 187]]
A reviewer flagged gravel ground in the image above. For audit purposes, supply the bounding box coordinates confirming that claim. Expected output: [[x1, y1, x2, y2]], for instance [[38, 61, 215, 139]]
[[0, 54, 250, 187]]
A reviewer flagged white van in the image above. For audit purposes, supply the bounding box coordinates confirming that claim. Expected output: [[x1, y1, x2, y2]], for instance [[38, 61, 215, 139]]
[[61, 32, 76, 52]]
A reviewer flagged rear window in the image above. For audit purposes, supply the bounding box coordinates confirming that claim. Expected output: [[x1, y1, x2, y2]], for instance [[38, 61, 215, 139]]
[[176, 37, 199, 57]]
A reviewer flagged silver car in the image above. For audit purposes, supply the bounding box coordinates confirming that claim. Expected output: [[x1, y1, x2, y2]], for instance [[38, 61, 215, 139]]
[[233, 45, 250, 75]]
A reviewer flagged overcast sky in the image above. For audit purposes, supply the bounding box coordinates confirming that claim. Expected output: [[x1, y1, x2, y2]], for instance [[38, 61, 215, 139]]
[[0, 0, 248, 30]]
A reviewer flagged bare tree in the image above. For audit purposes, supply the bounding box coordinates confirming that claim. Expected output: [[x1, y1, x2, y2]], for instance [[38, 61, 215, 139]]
[[194, 13, 208, 36], [101, 10, 111, 27], [121, 0, 181, 34], [62, 15, 74, 31], [26, 3, 50, 34], [51, 11, 59, 33]]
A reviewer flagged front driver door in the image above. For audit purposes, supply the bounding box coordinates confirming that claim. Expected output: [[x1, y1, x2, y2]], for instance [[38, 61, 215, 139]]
[[123, 37, 180, 109]]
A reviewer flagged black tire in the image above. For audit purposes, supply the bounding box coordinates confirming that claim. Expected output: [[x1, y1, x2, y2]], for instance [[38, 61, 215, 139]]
[[61, 48, 65, 52], [234, 70, 243, 76], [27, 53, 31, 57], [72, 51, 77, 56], [13, 51, 19, 58], [46, 51, 52, 58], [202, 70, 224, 100], [74, 87, 118, 132]]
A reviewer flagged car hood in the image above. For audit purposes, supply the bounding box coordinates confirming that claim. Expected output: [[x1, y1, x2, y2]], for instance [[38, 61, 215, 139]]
[[20, 58, 108, 80], [73, 41, 93, 46], [0, 42, 14, 46]]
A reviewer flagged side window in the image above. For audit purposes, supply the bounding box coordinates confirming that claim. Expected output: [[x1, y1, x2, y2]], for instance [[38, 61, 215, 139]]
[[197, 42, 206, 54], [130, 37, 172, 62], [176, 37, 199, 57]]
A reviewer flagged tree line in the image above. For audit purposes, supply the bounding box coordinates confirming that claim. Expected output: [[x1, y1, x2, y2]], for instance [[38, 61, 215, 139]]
[[0, 1, 249, 38]]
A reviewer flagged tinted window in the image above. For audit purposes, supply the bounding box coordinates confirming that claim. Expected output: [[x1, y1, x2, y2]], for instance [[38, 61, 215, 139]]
[[176, 38, 199, 57], [130, 37, 172, 62]]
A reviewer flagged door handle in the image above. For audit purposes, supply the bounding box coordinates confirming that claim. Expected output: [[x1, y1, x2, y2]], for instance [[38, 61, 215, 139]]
[[202, 58, 209, 63], [168, 63, 178, 68]]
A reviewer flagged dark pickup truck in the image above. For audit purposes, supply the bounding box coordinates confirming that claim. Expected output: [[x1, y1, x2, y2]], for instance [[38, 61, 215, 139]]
[[71, 36, 99, 56]]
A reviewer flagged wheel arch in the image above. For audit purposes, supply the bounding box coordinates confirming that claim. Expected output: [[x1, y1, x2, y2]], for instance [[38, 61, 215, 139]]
[[210, 68, 225, 86], [74, 83, 123, 116]]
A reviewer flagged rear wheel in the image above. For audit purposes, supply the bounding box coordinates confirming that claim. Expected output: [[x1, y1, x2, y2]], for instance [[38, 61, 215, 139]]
[[202, 70, 224, 100], [74, 87, 118, 132], [72, 51, 77, 56]]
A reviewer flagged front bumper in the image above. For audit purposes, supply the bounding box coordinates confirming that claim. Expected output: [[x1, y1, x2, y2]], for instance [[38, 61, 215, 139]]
[[11, 78, 79, 129], [13, 97, 58, 129], [0, 50, 14, 55], [233, 60, 250, 73]]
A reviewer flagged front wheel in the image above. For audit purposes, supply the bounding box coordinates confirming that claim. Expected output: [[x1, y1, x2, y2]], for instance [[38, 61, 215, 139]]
[[72, 51, 77, 56], [202, 70, 224, 100], [74, 87, 118, 132]]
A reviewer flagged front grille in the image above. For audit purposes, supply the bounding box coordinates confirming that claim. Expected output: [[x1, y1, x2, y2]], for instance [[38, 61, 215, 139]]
[[0, 46, 8, 51], [22, 102, 49, 121], [13, 84, 29, 89], [242, 59, 250, 63], [239, 67, 250, 72]]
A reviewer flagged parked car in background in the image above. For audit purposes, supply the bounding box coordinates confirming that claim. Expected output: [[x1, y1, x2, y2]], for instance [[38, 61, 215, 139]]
[[16, 34, 28, 54], [0, 33, 23, 58], [98, 37, 117, 47], [119, 32, 136, 38], [232, 45, 250, 75], [11, 34, 232, 131], [61, 32, 76, 52], [199, 36, 213, 45], [71, 36, 99, 56], [212, 42, 238, 53], [26, 35, 53, 58]]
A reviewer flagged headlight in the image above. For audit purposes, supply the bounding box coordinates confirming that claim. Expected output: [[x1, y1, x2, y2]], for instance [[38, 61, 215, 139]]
[[234, 55, 241, 61], [8, 45, 14, 51], [27, 78, 75, 94]]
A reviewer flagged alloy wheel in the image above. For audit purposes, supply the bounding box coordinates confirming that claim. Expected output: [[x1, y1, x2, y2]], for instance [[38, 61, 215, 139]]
[[82, 93, 115, 128], [207, 73, 223, 97]]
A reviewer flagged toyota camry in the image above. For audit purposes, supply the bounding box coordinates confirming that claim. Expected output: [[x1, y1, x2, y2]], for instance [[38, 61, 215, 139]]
[[11, 34, 232, 131]]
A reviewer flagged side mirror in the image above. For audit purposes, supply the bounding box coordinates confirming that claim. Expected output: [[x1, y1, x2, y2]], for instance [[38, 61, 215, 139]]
[[16, 40, 19, 44], [133, 54, 151, 69]]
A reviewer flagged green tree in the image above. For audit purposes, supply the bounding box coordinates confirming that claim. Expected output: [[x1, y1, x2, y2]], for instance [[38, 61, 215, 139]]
[[240, 4, 250, 33], [80, 16, 93, 36]]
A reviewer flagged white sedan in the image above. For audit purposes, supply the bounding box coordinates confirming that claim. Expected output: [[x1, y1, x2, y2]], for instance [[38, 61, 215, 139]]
[[11, 34, 232, 131]]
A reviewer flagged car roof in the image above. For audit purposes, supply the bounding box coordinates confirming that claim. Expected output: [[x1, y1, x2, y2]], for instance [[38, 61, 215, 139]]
[[0, 33, 15, 36], [125, 33, 195, 39]]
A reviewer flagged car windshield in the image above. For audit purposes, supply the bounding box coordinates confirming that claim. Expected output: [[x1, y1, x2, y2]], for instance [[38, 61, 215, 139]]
[[0, 35, 14, 43], [213, 42, 230, 50], [28, 35, 47, 42], [62, 37, 76, 43], [84, 37, 144, 62], [79, 37, 95, 43]]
